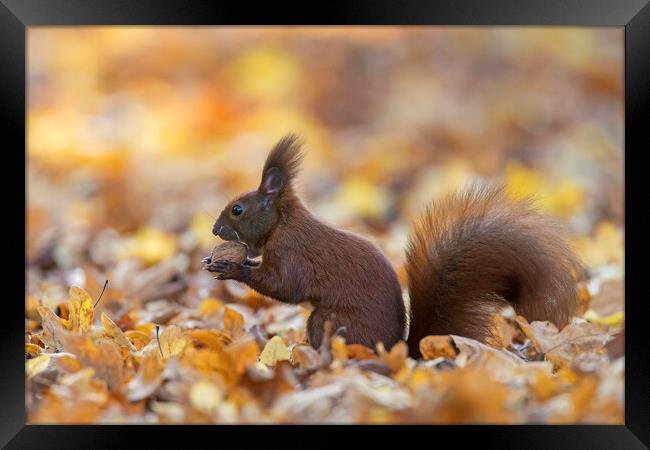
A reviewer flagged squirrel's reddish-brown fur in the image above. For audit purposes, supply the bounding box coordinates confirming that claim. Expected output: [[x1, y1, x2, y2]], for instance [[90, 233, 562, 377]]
[[406, 184, 584, 357], [207, 135, 584, 357]]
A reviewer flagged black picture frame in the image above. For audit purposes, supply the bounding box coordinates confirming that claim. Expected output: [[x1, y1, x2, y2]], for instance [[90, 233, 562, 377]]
[[4, 0, 648, 447]]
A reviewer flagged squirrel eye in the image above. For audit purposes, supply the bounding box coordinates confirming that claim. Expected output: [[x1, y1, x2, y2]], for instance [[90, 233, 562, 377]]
[[231, 204, 243, 216]]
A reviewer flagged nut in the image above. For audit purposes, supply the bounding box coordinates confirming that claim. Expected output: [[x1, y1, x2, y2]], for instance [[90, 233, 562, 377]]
[[205, 241, 247, 265]]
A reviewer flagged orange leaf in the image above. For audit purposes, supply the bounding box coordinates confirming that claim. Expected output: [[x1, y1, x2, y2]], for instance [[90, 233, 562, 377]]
[[223, 307, 245, 340]]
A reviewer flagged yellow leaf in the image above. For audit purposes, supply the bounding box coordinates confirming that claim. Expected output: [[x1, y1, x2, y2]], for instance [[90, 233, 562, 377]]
[[346, 344, 376, 360], [122, 227, 177, 265], [225, 338, 261, 375], [136, 323, 156, 335], [159, 325, 189, 359], [124, 330, 152, 351], [548, 180, 584, 217], [68, 286, 94, 333], [331, 336, 347, 362], [189, 380, 223, 416], [101, 312, 136, 351], [583, 309, 625, 328], [335, 177, 391, 220], [376, 341, 408, 373], [223, 307, 245, 340], [574, 221, 623, 267], [259, 335, 290, 367], [25, 343, 42, 356], [180, 347, 237, 386], [227, 47, 302, 101], [191, 213, 217, 250], [26, 354, 51, 378], [533, 373, 560, 401], [184, 329, 231, 350], [419, 335, 459, 360], [199, 298, 224, 318], [505, 163, 545, 203]]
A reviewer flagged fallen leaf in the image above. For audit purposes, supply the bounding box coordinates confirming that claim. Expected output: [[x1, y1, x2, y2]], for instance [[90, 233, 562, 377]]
[[346, 344, 376, 360], [419, 335, 458, 360], [291, 344, 321, 370], [259, 336, 291, 367], [376, 341, 408, 373], [199, 298, 224, 317], [25, 343, 42, 356], [223, 307, 245, 340], [124, 330, 152, 351], [26, 354, 51, 378], [127, 349, 164, 401], [67, 286, 94, 333], [159, 325, 190, 359], [225, 337, 261, 375], [180, 347, 237, 386], [37, 306, 69, 351], [101, 312, 136, 351], [185, 329, 232, 350], [189, 380, 223, 417], [331, 336, 347, 362]]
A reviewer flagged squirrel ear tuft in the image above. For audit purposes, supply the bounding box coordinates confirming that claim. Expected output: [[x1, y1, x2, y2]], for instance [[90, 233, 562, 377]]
[[260, 167, 283, 194], [258, 134, 304, 194]]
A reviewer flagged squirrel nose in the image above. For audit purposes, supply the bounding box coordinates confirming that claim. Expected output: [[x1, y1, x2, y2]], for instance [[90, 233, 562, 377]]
[[213, 225, 223, 237]]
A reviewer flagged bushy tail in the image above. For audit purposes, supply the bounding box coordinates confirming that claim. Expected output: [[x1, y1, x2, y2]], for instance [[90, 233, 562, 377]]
[[405, 183, 585, 358]]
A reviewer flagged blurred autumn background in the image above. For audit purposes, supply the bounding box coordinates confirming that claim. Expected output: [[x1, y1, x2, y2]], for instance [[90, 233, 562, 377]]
[[26, 27, 624, 424]]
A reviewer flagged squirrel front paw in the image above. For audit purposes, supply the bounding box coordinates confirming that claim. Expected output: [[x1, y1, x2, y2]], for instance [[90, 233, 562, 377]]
[[203, 259, 248, 281]]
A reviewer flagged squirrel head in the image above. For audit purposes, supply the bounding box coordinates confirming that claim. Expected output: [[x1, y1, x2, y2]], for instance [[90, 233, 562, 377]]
[[213, 134, 304, 257]]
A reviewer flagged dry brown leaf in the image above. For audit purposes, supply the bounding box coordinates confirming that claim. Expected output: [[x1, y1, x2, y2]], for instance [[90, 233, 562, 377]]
[[62, 333, 125, 391], [37, 306, 70, 351], [291, 344, 321, 370]]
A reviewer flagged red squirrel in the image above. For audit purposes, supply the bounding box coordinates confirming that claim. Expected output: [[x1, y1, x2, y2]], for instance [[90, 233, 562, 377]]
[[204, 134, 584, 358]]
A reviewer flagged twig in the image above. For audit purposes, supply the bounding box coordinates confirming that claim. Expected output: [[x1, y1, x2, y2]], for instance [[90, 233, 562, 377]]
[[156, 325, 163, 358], [93, 280, 109, 308]]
